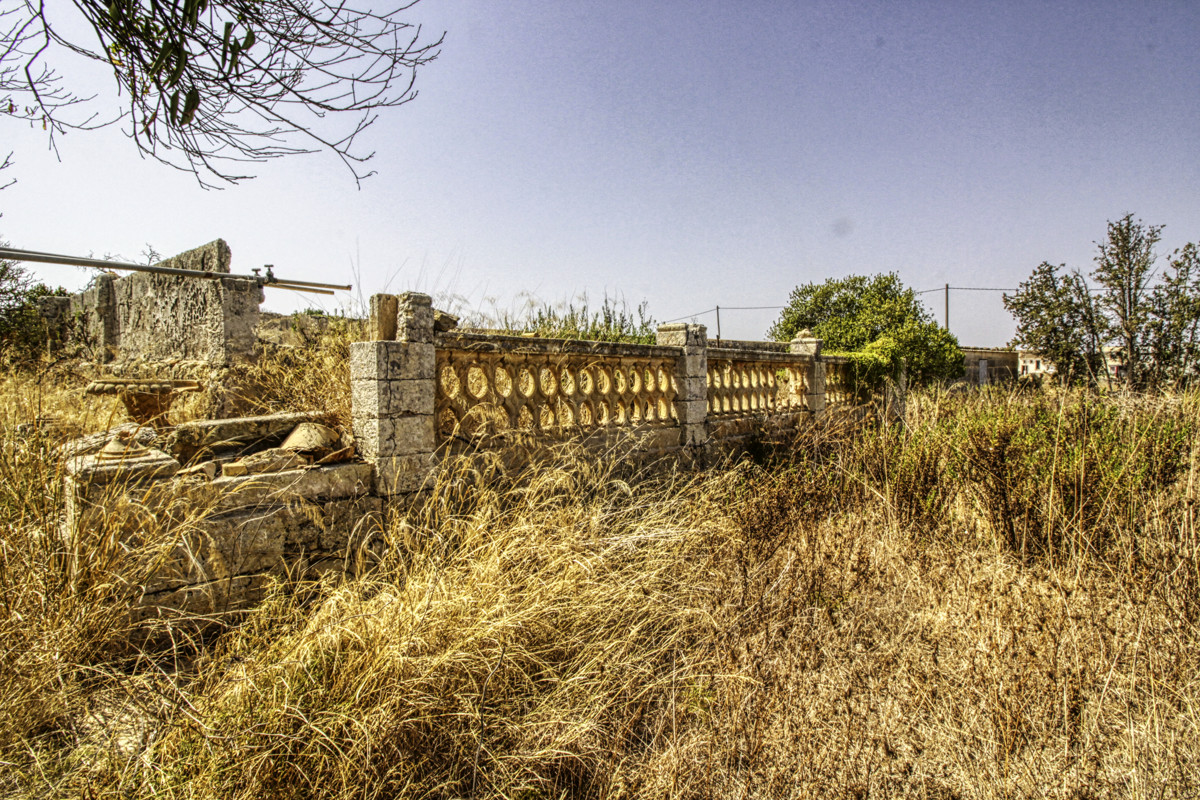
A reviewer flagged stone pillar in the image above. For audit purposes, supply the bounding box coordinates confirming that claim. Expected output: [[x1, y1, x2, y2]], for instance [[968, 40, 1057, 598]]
[[351, 292, 437, 496], [789, 331, 826, 417], [69, 273, 119, 362], [368, 293, 399, 341], [64, 439, 180, 533], [656, 323, 708, 449]]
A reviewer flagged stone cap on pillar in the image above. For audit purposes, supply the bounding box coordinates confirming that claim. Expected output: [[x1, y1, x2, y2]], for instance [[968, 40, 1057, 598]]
[[789, 329, 822, 357], [396, 292, 434, 343], [656, 323, 708, 348], [368, 292, 436, 343]]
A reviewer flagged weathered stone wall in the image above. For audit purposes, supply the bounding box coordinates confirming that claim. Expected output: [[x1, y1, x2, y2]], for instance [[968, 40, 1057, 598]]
[[962, 347, 1019, 386], [54, 240, 263, 365], [349, 293, 853, 494], [65, 439, 382, 620]]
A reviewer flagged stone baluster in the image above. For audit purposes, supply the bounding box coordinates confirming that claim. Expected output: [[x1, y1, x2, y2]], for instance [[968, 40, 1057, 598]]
[[351, 292, 437, 496]]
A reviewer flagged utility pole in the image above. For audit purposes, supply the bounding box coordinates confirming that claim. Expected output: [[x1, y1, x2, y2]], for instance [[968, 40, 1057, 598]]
[[944, 283, 949, 330], [715, 305, 721, 342]]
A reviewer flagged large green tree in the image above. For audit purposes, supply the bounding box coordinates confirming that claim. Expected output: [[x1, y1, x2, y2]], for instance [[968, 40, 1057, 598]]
[[768, 273, 963, 386], [2, 1, 441, 185]]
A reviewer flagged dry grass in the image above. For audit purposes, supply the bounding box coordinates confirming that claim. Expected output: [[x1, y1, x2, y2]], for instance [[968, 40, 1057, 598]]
[[1, 361, 1199, 798], [228, 316, 362, 428]]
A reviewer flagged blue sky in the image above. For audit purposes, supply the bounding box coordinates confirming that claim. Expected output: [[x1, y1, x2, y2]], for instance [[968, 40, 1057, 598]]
[[3, 0, 1198, 345]]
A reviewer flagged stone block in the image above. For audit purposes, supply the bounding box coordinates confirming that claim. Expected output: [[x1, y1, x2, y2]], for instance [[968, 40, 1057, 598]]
[[369, 294, 399, 340], [66, 447, 180, 487], [375, 452, 438, 495], [396, 292, 435, 344], [679, 353, 707, 378], [351, 378, 434, 419], [391, 415, 436, 455], [352, 416, 392, 460], [208, 462, 374, 513], [681, 424, 709, 448], [349, 341, 436, 382], [656, 323, 707, 348], [138, 574, 270, 619], [677, 374, 708, 401], [635, 426, 681, 453], [353, 413, 433, 459], [790, 333, 822, 358], [674, 399, 708, 426]]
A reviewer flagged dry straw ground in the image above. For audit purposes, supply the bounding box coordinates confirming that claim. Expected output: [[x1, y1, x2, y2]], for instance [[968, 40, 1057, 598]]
[[1, 343, 1198, 798]]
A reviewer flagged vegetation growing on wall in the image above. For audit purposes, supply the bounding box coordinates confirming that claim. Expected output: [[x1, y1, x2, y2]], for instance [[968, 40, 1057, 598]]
[[498, 294, 659, 345], [768, 272, 963, 390]]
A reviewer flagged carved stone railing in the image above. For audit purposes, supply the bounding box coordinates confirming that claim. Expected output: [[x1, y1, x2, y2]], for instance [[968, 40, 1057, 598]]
[[823, 357, 855, 408], [705, 348, 812, 417], [351, 293, 874, 496], [435, 332, 679, 441]]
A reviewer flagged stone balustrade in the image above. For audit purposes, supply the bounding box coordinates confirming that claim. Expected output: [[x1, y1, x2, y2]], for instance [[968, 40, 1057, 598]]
[[352, 293, 864, 495]]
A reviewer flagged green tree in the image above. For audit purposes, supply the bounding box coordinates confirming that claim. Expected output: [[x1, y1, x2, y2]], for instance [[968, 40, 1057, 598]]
[[1003, 262, 1107, 384], [1092, 214, 1163, 388], [2, 1, 442, 185], [1006, 215, 1200, 390], [1145, 243, 1200, 387], [0, 251, 62, 360], [768, 273, 963, 386]]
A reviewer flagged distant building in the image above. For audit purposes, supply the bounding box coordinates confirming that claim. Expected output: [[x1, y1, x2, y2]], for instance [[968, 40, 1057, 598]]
[[1017, 348, 1127, 385], [1018, 351, 1055, 378], [961, 347, 1018, 385], [1101, 346, 1126, 383]]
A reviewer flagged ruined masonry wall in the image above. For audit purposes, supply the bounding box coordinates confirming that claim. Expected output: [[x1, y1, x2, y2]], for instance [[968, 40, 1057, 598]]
[[55, 239, 262, 364]]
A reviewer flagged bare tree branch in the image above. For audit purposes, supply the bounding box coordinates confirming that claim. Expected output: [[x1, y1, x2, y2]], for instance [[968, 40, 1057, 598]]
[[2, 0, 442, 187]]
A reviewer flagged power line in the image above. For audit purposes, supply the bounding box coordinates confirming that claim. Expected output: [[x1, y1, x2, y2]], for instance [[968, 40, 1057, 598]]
[[661, 307, 716, 324], [663, 287, 1019, 337], [661, 304, 787, 323], [916, 286, 1015, 294]]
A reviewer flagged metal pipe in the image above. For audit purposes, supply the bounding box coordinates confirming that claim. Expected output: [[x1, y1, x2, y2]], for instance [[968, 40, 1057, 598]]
[[268, 284, 336, 296], [0, 246, 351, 293], [256, 265, 351, 291]]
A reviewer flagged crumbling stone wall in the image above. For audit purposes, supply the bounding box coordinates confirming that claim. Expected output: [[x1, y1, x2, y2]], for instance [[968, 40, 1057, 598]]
[[59, 299, 863, 621], [52, 239, 262, 365], [64, 414, 382, 619]]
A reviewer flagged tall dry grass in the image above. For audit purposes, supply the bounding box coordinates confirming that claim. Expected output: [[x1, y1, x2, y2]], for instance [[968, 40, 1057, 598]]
[[2, 360, 1199, 798]]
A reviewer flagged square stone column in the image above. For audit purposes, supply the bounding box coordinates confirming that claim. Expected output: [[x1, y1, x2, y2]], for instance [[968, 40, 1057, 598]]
[[352, 292, 438, 495], [656, 323, 708, 448], [790, 332, 825, 417]]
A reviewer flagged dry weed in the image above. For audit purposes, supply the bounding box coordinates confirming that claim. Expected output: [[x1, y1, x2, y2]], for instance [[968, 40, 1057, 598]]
[[2, 365, 1199, 798]]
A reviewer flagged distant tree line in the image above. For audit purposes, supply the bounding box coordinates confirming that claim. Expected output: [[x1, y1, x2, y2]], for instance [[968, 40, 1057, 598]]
[[1005, 215, 1200, 389], [0, 252, 65, 362]]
